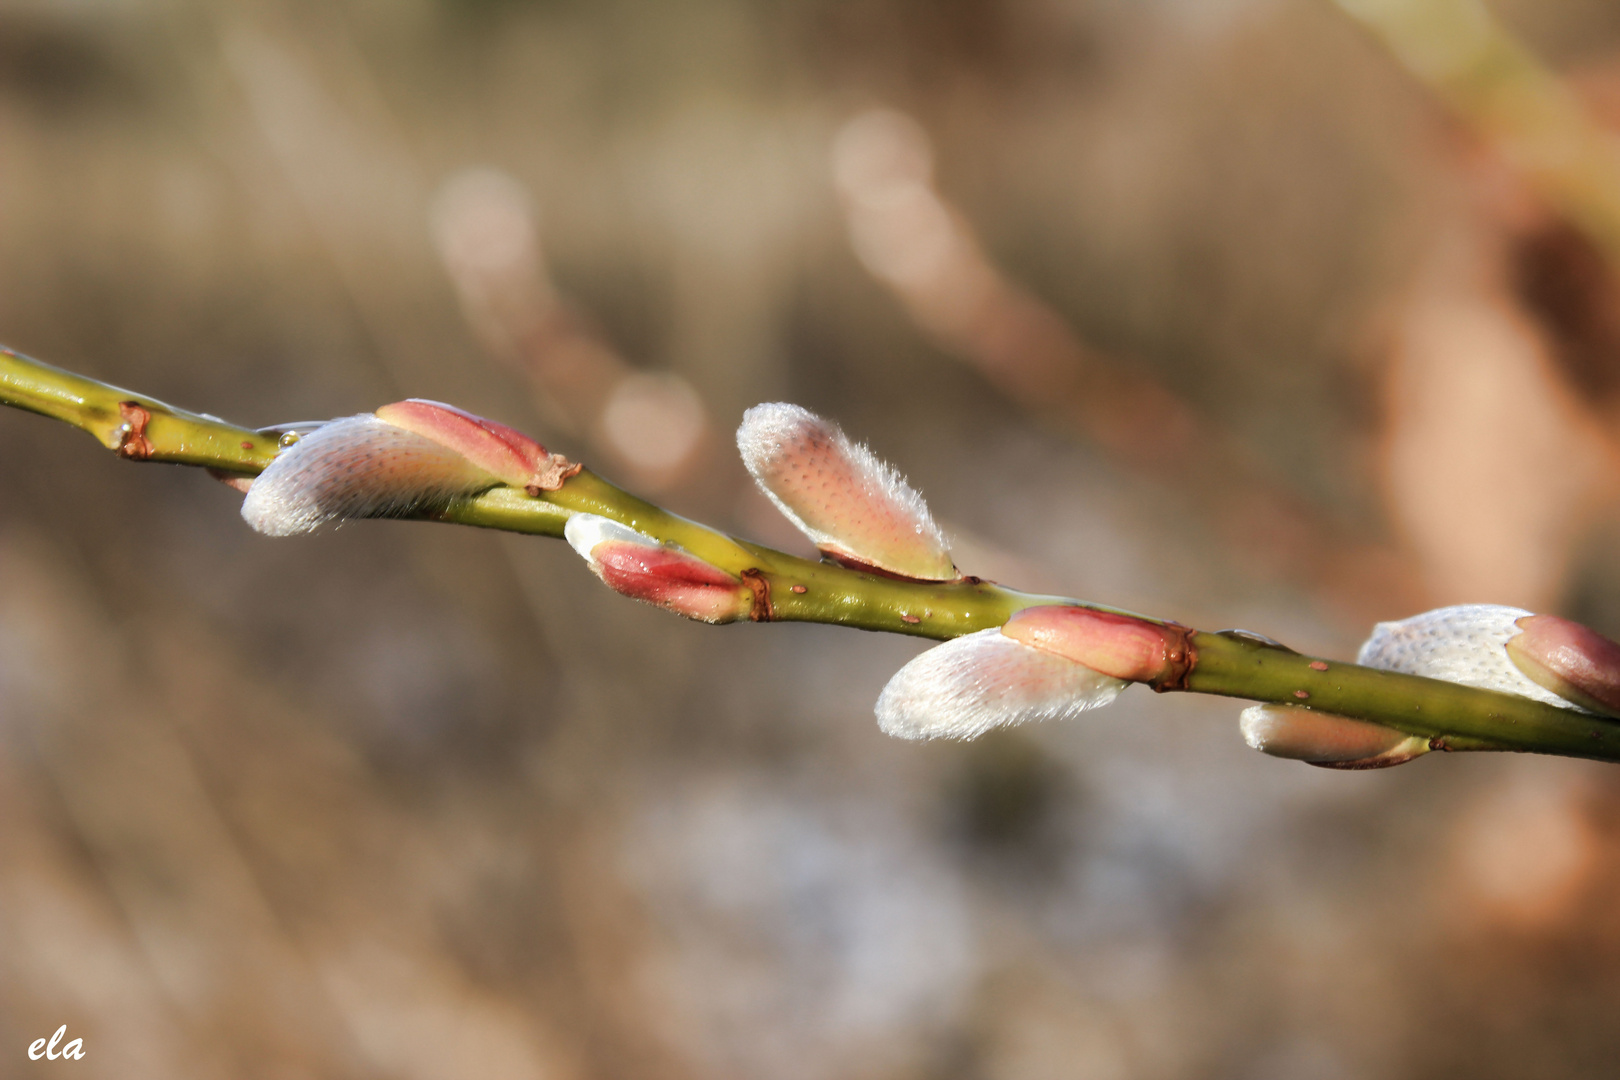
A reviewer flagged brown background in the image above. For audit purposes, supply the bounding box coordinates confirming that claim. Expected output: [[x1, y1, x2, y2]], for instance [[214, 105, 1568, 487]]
[[4, 1, 1620, 1077]]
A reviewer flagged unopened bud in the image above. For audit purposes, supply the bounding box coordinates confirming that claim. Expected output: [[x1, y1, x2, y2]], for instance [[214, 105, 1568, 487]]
[[875, 627, 1125, 740], [1240, 704, 1428, 769], [737, 403, 956, 582], [375, 399, 578, 493], [242, 401, 578, 536], [242, 414, 502, 536], [1506, 614, 1620, 719], [1001, 605, 1193, 687], [564, 513, 753, 623]]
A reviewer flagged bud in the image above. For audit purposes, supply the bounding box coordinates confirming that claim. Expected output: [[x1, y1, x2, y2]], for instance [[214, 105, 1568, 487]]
[[736, 403, 956, 582], [1239, 704, 1428, 769], [564, 513, 753, 623], [875, 628, 1125, 740], [1357, 604, 1583, 711], [1505, 614, 1620, 718], [374, 399, 577, 493], [1001, 604, 1194, 687], [241, 402, 577, 536], [242, 414, 501, 536]]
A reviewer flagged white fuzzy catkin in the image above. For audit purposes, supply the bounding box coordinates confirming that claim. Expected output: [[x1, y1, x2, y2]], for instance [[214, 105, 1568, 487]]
[[875, 628, 1126, 740], [1357, 603, 1583, 711], [241, 414, 497, 536], [563, 513, 656, 562], [737, 403, 955, 581]]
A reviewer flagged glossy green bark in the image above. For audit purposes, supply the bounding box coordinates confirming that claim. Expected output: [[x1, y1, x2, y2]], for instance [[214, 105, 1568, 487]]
[[0, 347, 279, 470]]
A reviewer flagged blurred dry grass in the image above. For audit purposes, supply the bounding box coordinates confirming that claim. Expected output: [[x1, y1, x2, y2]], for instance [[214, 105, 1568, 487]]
[[7, 1, 1620, 1077]]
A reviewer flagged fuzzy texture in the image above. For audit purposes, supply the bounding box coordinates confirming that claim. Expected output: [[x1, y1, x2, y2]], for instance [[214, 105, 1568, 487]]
[[1239, 704, 1428, 769], [876, 628, 1125, 740], [564, 513, 652, 562], [242, 414, 498, 536], [737, 403, 955, 582], [1357, 604, 1585, 711], [564, 513, 751, 623]]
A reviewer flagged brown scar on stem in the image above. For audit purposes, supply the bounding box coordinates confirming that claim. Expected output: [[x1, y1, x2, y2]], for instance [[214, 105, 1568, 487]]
[[901, 614, 921, 624], [790, 584, 807, 594], [1148, 622, 1197, 693], [524, 455, 583, 495], [1294, 689, 1311, 700], [115, 401, 155, 460], [741, 568, 773, 622], [1309, 660, 1329, 671]]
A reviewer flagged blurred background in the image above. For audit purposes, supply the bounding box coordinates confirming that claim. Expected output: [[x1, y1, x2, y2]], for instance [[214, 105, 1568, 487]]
[[5, 0, 1620, 1076]]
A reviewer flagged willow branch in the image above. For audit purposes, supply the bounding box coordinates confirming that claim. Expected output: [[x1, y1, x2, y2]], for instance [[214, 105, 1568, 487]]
[[4, 344, 1618, 763]]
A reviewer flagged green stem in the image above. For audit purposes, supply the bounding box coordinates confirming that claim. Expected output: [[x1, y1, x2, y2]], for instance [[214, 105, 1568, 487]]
[[1187, 631, 1620, 762], [4, 344, 1617, 762], [0, 347, 280, 471]]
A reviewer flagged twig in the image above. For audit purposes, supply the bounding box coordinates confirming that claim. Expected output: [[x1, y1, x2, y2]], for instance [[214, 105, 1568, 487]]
[[4, 343, 1618, 763]]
